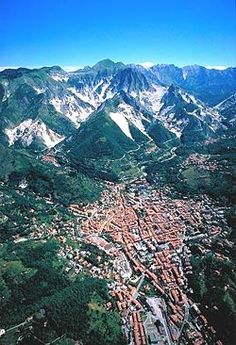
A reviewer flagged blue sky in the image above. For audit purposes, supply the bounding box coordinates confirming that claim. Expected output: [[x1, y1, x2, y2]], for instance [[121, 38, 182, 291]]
[[0, 0, 235, 70]]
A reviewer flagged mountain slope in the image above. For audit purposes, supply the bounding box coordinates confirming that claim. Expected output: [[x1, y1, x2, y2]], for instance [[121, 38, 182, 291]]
[[0, 67, 95, 150], [0, 60, 235, 154], [62, 95, 145, 161], [150, 64, 236, 105], [155, 85, 222, 142], [216, 93, 236, 122]]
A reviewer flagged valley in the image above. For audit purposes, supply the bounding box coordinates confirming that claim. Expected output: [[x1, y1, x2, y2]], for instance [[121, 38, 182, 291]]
[[0, 60, 235, 345]]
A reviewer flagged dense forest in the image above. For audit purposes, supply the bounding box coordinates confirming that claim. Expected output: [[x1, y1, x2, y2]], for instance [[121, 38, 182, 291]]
[[189, 245, 236, 344], [146, 137, 236, 203], [0, 144, 103, 205]]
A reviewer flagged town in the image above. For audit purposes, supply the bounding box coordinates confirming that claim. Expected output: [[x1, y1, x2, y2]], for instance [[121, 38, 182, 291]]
[[14, 177, 230, 345]]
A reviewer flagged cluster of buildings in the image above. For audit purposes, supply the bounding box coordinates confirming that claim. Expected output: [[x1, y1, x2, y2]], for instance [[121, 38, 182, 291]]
[[41, 153, 60, 167], [65, 179, 228, 344], [6, 175, 229, 345], [182, 153, 221, 172]]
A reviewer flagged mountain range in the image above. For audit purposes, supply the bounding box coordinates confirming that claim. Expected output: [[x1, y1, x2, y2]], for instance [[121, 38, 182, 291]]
[[0, 59, 235, 156]]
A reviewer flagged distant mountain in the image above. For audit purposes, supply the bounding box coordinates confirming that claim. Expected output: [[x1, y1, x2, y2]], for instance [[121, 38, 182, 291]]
[[109, 67, 153, 93], [150, 64, 236, 105], [90, 58, 125, 72], [0, 59, 235, 154]]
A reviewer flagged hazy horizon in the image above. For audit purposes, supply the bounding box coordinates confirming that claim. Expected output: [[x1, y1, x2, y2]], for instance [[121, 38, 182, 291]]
[[0, 60, 234, 73]]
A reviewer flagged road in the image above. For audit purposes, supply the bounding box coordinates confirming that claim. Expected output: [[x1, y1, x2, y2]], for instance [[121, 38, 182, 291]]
[[133, 273, 145, 299], [96, 210, 115, 237], [158, 146, 177, 162], [127, 273, 145, 307], [162, 300, 174, 345], [5, 321, 28, 333], [109, 142, 141, 162], [177, 303, 189, 345], [141, 144, 178, 167]]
